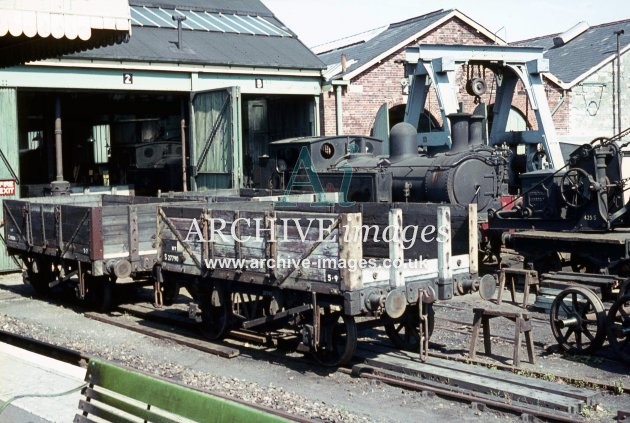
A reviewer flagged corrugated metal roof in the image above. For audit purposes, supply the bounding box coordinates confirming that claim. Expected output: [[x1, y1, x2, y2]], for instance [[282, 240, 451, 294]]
[[516, 19, 630, 87], [0, 0, 131, 67], [63, 0, 323, 70], [318, 10, 452, 79], [130, 0, 274, 16]]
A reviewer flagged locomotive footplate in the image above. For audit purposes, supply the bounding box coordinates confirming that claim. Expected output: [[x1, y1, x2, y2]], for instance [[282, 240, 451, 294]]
[[504, 229, 630, 262]]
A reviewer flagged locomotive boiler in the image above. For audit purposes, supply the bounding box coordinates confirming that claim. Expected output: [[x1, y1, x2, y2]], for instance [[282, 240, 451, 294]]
[[257, 120, 508, 216]]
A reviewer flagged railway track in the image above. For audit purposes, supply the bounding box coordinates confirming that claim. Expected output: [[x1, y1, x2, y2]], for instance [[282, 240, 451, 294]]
[[2, 281, 626, 422], [78, 301, 618, 422]]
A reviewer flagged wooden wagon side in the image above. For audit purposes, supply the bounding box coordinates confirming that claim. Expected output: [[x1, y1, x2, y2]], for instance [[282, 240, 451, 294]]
[[156, 201, 487, 366]]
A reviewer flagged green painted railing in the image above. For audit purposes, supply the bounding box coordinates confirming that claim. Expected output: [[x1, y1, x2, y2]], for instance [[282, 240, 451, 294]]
[[75, 358, 289, 423]]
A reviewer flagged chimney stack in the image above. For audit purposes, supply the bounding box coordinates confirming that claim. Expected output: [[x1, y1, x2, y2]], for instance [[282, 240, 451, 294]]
[[172, 14, 187, 49], [341, 53, 347, 73]]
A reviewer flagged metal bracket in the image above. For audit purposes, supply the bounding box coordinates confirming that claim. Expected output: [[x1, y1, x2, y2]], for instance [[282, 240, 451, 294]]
[[418, 290, 429, 362], [312, 292, 320, 351]]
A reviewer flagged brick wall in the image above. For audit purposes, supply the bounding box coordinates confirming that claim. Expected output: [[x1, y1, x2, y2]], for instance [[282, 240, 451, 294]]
[[320, 17, 496, 136]]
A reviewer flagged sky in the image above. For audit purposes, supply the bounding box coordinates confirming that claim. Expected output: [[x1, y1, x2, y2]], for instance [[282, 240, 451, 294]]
[[261, 0, 630, 48]]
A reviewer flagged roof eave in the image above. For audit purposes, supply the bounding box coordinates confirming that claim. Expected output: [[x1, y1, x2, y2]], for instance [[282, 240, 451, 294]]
[[557, 43, 630, 89], [26, 57, 324, 76], [337, 9, 506, 82]]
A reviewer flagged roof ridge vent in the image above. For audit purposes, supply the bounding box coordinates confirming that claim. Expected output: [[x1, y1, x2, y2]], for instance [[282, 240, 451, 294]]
[[553, 21, 589, 47]]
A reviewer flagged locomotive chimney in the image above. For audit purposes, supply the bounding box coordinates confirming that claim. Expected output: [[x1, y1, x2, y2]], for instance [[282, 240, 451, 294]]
[[468, 114, 485, 146], [389, 122, 417, 160], [447, 111, 471, 152]]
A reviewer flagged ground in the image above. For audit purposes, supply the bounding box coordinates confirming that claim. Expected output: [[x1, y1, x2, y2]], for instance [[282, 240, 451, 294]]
[[0, 272, 628, 422]]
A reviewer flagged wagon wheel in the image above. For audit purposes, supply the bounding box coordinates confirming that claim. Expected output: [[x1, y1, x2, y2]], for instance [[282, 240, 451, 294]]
[[160, 271, 180, 306], [84, 274, 115, 312], [383, 303, 435, 351], [561, 168, 592, 208], [24, 257, 55, 295], [550, 287, 607, 354], [312, 311, 357, 367], [607, 294, 630, 363], [199, 285, 231, 340]]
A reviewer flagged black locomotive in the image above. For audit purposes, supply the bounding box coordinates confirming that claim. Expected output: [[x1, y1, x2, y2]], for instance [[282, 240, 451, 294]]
[[257, 120, 508, 216]]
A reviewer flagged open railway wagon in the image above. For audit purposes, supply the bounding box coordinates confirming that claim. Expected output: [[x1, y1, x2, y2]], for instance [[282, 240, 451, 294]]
[[156, 200, 496, 366], [1, 194, 205, 310], [1, 192, 346, 310], [488, 130, 630, 362]]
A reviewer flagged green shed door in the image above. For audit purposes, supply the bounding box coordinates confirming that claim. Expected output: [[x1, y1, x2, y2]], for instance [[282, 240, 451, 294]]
[[190, 87, 242, 190], [0, 88, 20, 272]]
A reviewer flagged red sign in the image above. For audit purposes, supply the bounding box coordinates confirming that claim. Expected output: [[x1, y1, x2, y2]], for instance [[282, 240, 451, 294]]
[[0, 180, 16, 196]]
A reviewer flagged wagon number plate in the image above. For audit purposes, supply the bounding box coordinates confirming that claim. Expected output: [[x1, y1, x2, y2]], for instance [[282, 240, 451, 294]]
[[325, 269, 340, 284], [162, 239, 183, 263]]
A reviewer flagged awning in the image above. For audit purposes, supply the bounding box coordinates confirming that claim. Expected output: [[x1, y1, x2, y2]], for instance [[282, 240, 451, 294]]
[[0, 0, 131, 67]]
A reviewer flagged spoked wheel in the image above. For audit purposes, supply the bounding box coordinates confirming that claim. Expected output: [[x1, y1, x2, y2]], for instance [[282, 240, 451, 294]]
[[24, 257, 55, 295], [84, 274, 115, 312], [199, 285, 231, 340], [550, 287, 607, 354], [606, 294, 630, 363], [560, 168, 592, 208], [313, 311, 357, 367], [383, 303, 435, 350]]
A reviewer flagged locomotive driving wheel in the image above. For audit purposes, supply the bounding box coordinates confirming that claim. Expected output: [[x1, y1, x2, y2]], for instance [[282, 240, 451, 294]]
[[312, 310, 357, 367], [550, 287, 607, 354], [606, 294, 630, 362], [383, 303, 435, 351], [561, 168, 592, 208], [199, 284, 231, 340]]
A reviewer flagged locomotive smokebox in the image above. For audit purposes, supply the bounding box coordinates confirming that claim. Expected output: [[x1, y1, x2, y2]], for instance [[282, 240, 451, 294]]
[[389, 122, 418, 160]]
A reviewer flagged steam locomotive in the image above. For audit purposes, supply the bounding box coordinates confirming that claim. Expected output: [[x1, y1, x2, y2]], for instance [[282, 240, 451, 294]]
[[256, 119, 508, 217]]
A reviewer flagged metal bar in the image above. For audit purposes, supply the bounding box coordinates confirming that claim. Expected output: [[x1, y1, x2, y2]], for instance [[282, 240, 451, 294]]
[[59, 210, 90, 258], [0, 146, 19, 183], [615, 30, 625, 134], [405, 44, 545, 64], [353, 367, 580, 423], [389, 209, 404, 288], [437, 207, 452, 282], [180, 99, 188, 192], [83, 313, 239, 359], [241, 304, 312, 329]]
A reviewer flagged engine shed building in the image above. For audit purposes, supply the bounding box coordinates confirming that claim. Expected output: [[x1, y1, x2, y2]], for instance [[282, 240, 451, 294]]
[[517, 19, 630, 144], [0, 0, 324, 197]]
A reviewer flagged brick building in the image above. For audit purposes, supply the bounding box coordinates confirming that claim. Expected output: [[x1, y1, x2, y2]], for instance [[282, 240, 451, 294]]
[[316, 9, 507, 137]]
